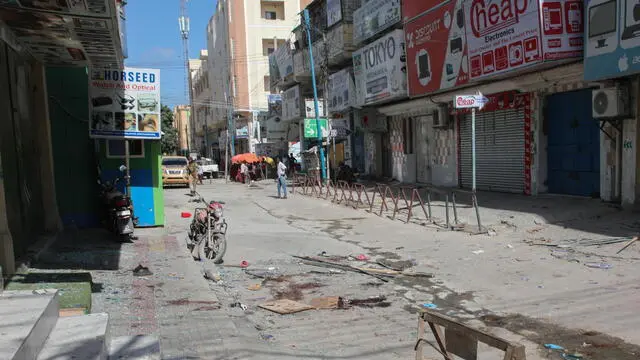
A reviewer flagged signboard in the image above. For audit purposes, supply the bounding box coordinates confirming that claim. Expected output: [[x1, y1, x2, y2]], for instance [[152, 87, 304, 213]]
[[331, 118, 352, 138], [305, 99, 326, 118], [405, 0, 469, 97], [304, 118, 329, 138], [353, 0, 401, 44], [353, 29, 407, 106], [540, 0, 584, 60], [282, 85, 302, 121], [454, 93, 489, 109], [583, 0, 631, 81], [236, 126, 249, 139], [274, 44, 294, 79], [402, 0, 441, 22], [327, 0, 343, 27], [89, 67, 161, 139], [328, 68, 355, 113], [267, 94, 282, 118], [465, 0, 542, 80]]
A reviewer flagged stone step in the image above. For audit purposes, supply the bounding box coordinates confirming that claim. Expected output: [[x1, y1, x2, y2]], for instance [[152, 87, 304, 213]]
[[37, 313, 110, 360], [109, 335, 161, 360], [0, 289, 60, 360]]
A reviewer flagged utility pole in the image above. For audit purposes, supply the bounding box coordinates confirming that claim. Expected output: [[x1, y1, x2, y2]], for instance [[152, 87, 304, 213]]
[[179, 0, 193, 153], [303, 9, 327, 181]]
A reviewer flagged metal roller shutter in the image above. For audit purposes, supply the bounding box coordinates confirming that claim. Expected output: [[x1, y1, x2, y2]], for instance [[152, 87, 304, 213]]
[[415, 115, 432, 183], [460, 108, 525, 193]]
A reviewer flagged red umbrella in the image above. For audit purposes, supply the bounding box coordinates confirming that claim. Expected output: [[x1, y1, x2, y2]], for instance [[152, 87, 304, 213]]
[[231, 153, 260, 164]]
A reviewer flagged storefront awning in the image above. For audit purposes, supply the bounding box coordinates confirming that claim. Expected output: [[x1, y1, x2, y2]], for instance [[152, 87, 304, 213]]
[[0, 0, 125, 67]]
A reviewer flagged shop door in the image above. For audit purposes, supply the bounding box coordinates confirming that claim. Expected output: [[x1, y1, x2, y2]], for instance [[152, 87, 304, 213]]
[[546, 90, 600, 197], [460, 108, 525, 193], [415, 115, 432, 183]]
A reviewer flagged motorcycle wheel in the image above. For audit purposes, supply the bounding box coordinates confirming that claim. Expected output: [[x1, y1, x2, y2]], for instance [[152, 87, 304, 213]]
[[198, 233, 226, 264]]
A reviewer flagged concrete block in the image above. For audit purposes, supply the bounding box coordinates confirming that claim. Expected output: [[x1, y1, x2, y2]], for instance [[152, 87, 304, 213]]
[[37, 313, 109, 360], [0, 289, 59, 360], [109, 335, 161, 360]]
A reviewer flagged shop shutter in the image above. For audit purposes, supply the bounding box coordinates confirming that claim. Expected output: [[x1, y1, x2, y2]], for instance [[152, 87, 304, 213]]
[[459, 108, 525, 193]]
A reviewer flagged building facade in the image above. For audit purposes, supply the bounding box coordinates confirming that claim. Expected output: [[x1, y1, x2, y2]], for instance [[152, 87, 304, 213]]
[[173, 105, 191, 155], [206, 0, 312, 160], [189, 50, 212, 157]]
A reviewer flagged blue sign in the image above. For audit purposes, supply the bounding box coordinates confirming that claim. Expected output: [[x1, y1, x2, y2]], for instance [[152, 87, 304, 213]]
[[584, 0, 640, 81]]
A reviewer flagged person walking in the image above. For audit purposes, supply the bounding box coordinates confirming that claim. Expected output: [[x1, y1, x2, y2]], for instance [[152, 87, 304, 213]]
[[277, 157, 287, 199], [187, 159, 198, 196]]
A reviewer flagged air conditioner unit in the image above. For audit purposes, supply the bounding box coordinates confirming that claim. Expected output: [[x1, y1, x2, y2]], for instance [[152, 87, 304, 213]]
[[592, 87, 629, 119], [432, 105, 450, 128]]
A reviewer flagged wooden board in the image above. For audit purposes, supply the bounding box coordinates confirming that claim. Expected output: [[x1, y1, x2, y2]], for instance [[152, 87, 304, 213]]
[[259, 299, 314, 314], [59, 307, 87, 317], [309, 296, 341, 309]]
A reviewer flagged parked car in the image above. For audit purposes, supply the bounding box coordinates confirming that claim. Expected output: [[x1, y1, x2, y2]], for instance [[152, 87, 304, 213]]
[[162, 156, 190, 187], [197, 158, 219, 179]]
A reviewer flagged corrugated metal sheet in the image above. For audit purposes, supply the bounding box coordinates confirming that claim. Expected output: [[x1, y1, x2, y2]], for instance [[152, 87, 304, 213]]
[[459, 108, 525, 193]]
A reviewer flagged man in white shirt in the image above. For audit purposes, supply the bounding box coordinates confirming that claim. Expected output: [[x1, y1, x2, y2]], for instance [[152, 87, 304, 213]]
[[277, 158, 287, 199]]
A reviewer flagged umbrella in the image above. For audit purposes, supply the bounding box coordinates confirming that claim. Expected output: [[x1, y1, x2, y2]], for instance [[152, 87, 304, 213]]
[[231, 153, 260, 164]]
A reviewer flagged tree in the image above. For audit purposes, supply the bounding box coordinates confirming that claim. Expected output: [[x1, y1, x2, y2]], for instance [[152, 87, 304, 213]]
[[161, 105, 179, 155]]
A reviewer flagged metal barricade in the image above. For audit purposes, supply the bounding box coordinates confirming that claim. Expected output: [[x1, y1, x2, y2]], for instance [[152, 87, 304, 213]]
[[350, 183, 372, 210], [392, 187, 430, 224]]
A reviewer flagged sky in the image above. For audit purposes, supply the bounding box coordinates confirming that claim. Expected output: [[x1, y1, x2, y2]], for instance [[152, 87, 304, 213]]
[[124, 0, 218, 109]]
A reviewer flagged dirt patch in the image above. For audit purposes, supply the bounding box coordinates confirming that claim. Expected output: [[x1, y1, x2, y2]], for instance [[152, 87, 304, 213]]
[[377, 259, 415, 271], [480, 314, 640, 360], [270, 282, 325, 301]]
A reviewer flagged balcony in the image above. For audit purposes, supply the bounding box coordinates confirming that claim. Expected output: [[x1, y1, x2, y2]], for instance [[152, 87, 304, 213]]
[[0, 0, 125, 67]]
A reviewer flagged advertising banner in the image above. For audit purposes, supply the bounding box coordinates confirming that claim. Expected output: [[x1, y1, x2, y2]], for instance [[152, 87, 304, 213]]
[[353, 0, 401, 44], [328, 68, 355, 113], [353, 29, 407, 106], [405, 0, 469, 97], [465, 0, 542, 80], [402, 0, 442, 23], [327, 0, 343, 27], [236, 126, 249, 139], [540, 0, 584, 60], [305, 99, 326, 118], [267, 94, 282, 119], [274, 44, 294, 80], [282, 85, 302, 121], [89, 67, 161, 139], [304, 118, 329, 138], [583, 0, 637, 80]]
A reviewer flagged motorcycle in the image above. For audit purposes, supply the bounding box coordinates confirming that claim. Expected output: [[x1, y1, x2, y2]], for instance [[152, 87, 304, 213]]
[[186, 193, 227, 263], [97, 165, 138, 241]]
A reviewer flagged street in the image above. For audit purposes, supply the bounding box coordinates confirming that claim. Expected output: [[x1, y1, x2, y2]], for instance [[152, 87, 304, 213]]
[[45, 179, 633, 359]]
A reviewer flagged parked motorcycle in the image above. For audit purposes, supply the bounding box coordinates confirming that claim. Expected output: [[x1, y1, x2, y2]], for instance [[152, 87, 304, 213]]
[[97, 165, 138, 241], [186, 194, 227, 263]]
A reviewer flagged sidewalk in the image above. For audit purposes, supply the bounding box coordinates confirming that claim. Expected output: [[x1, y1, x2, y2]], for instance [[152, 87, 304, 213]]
[[238, 179, 640, 349]]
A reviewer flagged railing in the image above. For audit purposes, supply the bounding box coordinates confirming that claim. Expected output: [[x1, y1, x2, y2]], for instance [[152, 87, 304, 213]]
[[288, 176, 483, 232]]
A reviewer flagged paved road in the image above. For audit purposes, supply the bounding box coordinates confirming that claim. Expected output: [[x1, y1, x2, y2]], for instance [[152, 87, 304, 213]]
[[44, 179, 640, 359]]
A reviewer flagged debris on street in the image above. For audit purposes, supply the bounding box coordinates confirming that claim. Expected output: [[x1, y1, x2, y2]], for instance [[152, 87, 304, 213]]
[[230, 302, 248, 311], [617, 236, 639, 254], [132, 264, 152, 277], [259, 299, 314, 314], [526, 236, 633, 247], [247, 283, 262, 291], [309, 296, 343, 309], [292, 255, 390, 282], [584, 262, 613, 269], [344, 296, 391, 308]]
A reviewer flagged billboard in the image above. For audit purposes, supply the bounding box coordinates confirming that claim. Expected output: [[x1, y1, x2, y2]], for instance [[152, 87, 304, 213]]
[[274, 44, 294, 80], [328, 68, 356, 113], [282, 85, 302, 121], [540, 0, 584, 60], [405, 0, 469, 96], [583, 0, 636, 80], [89, 67, 161, 139], [402, 0, 441, 23], [327, 0, 343, 27], [353, 0, 401, 44], [353, 29, 407, 106]]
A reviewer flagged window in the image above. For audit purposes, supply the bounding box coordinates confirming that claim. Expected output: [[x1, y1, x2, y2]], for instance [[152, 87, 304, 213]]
[[264, 46, 275, 56], [261, 1, 285, 20], [265, 11, 277, 20], [106, 140, 145, 159], [264, 76, 270, 91]]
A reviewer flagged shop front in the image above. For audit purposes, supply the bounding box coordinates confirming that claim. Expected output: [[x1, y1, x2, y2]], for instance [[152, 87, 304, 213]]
[[353, 29, 408, 180], [327, 68, 356, 171]]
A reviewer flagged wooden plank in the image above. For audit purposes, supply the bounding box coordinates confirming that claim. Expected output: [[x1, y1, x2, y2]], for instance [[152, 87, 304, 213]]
[[258, 299, 314, 314], [445, 328, 478, 360], [421, 310, 511, 351], [428, 322, 453, 360], [416, 316, 426, 360], [309, 296, 341, 309], [59, 307, 87, 317]]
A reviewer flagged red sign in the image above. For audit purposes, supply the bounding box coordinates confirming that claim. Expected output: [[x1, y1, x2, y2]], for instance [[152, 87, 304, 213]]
[[540, 0, 583, 60], [405, 0, 469, 97], [402, 0, 442, 23]]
